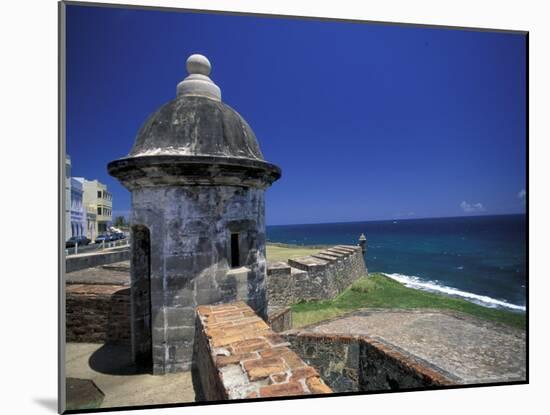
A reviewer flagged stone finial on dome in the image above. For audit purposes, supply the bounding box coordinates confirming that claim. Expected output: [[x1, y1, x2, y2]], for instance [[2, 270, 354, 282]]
[[186, 54, 211, 75], [176, 54, 221, 101]]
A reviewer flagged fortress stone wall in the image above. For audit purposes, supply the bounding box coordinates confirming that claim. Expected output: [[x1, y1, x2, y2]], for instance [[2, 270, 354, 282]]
[[64, 261, 292, 347], [284, 331, 455, 392], [66, 284, 130, 344], [267, 245, 367, 306], [66, 247, 130, 273], [65, 244, 365, 345]]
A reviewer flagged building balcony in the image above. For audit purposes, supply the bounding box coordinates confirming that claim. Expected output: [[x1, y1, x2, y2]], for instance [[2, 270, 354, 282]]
[[97, 214, 112, 223]]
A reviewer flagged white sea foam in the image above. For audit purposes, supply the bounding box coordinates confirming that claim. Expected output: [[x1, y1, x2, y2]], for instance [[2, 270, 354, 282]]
[[383, 272, 526, 312]]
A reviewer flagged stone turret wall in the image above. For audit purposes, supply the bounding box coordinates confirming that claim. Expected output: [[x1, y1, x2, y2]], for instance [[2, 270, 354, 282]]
[[267, 245, 367, 306], [131, 185, 268, 374]]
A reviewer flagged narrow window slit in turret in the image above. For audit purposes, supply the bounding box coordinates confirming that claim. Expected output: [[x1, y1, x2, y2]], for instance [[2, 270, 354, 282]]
[[231, 233, 240, 268]]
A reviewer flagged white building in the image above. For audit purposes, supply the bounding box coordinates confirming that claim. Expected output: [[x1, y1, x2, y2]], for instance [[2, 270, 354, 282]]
[[85, 207, 97, 242], [74, 178, 113, 238], [65, 156, 72, 241]]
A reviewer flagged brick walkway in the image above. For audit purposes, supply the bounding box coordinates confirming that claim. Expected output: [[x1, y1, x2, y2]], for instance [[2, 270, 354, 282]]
[[195, 301, 332, 400]]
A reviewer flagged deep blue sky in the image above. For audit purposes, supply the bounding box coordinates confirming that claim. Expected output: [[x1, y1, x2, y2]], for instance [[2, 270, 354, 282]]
[[66, 5, 526, 226]]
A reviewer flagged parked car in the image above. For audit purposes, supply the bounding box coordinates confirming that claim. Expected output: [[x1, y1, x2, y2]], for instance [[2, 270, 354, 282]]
[[65, 235, 91, 248], [94, 234, 111, 244], [111, 232, 124, 240]]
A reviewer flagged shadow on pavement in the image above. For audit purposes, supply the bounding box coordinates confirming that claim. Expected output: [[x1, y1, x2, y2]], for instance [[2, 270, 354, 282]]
[[89, 343, 151, 376]]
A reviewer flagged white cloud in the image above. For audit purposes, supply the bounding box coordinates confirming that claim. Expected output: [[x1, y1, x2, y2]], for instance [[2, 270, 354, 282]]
[[518, 189, 526, 204], [460, 201, 486, 213]]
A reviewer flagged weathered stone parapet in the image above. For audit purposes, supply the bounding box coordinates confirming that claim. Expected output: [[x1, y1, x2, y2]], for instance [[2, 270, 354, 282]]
[[194, 301, 332, 401], [326, 248, 352, 257], [66, 284, 130, 344], [66, 247, 130, 273], [335, 245, 362, 252], [316, 250, 343, 259], [284, 332, 361, 392], [266, 245, 367, 306], [359, 336, 456, 390], [283, 330, 456, 393], [266, 262, 294, 306], [288, 255, 337, 301], [311, 253, 339, 262], [267, 306, 292, 333], [287, 256, 329, 272]]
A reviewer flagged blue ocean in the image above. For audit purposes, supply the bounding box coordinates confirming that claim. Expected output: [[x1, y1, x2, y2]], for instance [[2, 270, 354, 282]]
[[266, 214, 527, 312]]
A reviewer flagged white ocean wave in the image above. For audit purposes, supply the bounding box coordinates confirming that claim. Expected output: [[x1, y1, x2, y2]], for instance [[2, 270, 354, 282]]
[[383, 272, 526, 312]]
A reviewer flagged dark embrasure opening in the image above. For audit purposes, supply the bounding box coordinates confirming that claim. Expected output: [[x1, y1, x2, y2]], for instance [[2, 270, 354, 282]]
[[230, 233, 240, 268]]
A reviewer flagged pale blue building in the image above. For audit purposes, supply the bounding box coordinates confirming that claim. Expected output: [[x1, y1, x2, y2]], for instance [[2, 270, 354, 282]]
[[70, 177, 86, 238]]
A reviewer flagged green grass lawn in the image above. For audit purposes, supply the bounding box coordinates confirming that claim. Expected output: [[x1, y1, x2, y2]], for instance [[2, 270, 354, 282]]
[[291, 273, 526, 330], [266, 243, 326, 262]]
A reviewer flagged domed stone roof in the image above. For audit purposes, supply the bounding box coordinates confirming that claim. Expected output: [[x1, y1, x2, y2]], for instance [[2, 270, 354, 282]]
[[108, 54, 281, 190], [128, 96, 264, 161]]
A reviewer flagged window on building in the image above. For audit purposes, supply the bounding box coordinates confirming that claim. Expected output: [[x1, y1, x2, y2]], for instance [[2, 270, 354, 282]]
[[98, 207, 102, 215], [231, 233, 240, 268], [98, 191, 102, 199]]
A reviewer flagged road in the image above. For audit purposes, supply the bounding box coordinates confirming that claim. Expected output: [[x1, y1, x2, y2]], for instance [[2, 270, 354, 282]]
[[65, 239, 129, 256]]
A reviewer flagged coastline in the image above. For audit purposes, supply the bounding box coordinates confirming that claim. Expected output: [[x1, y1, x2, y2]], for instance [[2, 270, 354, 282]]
[[382, 272, 526, 312], [266, 243, 526, 329], [267, 242, 525, 311], [290, 274, 526, 330]]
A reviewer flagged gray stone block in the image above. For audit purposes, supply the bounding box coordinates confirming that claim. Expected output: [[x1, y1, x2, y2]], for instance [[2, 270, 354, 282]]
[[164, 307, 195, 328]]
